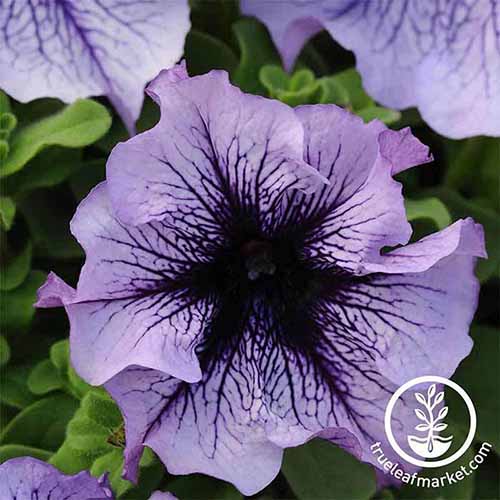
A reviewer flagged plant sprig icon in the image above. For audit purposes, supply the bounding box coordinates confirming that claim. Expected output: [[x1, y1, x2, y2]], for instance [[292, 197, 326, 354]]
[[408, 384, 453, 459]]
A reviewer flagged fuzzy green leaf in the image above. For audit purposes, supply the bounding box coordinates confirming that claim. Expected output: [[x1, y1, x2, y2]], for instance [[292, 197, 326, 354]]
[[0, 271, 46, 332], [0, 196, 15, 230], [1, 242, 32, 291], [27, 359, 64, 395], [0, 394, 78, 450], [1, 99, 111, 177], [282, 439, 376, 500]]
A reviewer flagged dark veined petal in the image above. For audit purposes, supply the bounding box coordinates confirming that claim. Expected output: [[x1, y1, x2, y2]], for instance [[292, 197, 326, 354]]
[[0, 0, 190, 132], [0, 457, 113, 499], [242, 0, 500, 138], [278, 105, 431, 273], [106, 364, 284, 496], [106, 211, 483, 494], [107, 68, 326, 227], [37, 182, 215, 385]]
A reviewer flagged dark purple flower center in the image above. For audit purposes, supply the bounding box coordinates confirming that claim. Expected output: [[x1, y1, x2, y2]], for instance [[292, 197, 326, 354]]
[[185, 216, 334, 361]]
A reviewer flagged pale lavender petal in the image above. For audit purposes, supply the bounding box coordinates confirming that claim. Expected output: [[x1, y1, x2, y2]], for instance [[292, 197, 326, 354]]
[[280, 105, 431, 273], [38, 182, 215, 385], [107, 69, 325, 226], [35, 271, 75, 308], [106, 364, 283, 496], [146, 61, 189, 105], [245, 1, 500, 138], [0, 1, 190, 133], [363, 217, 487, 274], [149, 492, 177, 500], [0, 457, 113, 499], [241, 0, 326, 71]]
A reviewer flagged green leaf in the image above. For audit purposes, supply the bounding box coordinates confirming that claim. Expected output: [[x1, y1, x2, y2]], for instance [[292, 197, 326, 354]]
[[0, 271, 46, 332], [473, 451, 499, 500], [80, 390, 122, 430], [289, 69, 315, 91], [0, 140, 9, 161], [445, 138, 500, 206], [1, 242, 32, 291], [0, 112, 17, 133], [232, 18, 281, 94], [19, 189, 83, 259], [46, 340, 92, 399], [330, 68, 374, 110], [405, 198, 452, 230], [259, 65, 322, 106], [27, 359, 64, 395], [0, 90, 11, 114], [0, 196, 16, 230], [185, 30, 238, 76], [0, 335, 10, 367], [69, 159, 106, 201], [0, 394, 78, 451], [0, 444, 52, 463], [52, 389, 123, 464], [91, 449, 131, 496], [169, 473, 242, 500], [449, 326, 500, 451], [0, 365, 38, 409], [1, 99, 111, 177], [399, 423, 475, 499], [260, 65, 290, 96], [318, 77, 350, 106], [429, 188, 499, 282], [2, 148, 82, 195], [282, 439, 376, 500], [357, 106, 401, 125]]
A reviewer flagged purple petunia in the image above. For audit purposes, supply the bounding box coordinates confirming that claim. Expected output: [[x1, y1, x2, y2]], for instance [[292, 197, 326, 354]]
[[241, 0, 500, 139], [0, 456, 176, 500], [37, 65, 486, 495], [0, 0, 190, 133], [0, 457, 113, 499]]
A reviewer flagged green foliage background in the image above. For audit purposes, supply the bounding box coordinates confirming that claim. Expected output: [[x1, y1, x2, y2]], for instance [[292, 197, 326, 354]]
[[0, 1, 498, 499]]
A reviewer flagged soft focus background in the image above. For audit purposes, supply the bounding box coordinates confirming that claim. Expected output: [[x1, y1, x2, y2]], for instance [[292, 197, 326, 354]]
[[0, 1, 498, 499]]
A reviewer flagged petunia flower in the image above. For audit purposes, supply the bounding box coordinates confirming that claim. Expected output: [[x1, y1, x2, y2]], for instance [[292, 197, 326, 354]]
[[0, 456, 177, 500], [0, 457, 113, 499], [36, 66, 486, 495], [241, 0, 500, 139], [0, 0, 190, 133]]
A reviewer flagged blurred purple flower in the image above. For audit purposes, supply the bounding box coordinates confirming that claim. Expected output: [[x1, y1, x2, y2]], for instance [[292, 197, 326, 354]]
[[241, 0, 500, 139], [0, 0, 190, 133], [0, 457, 113, 499], [37, 66, 485, 495]]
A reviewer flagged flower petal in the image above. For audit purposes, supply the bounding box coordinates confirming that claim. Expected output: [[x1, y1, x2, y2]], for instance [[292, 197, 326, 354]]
[[244, 1, 500, 138], [149, 492, 177, 500], [363, 217, 486, 274], [37, 182, 216, 385], [241, 0, 326, 71], [0, 1, 190, 132], [281, 105, 431, 273], [106, 365, 283, 496], [107, 70, 325, 227], [0, 457, 113, 499]]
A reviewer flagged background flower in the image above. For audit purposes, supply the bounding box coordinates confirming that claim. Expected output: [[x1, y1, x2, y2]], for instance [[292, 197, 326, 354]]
[[0, 456, 176, 500], [0, 0, 190, 133], [241, 0, 500, 139], [0, 456, 113, 499]]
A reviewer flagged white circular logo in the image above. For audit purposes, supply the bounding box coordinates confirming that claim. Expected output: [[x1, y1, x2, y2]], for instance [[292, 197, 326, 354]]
[[384, 375, 476, 468]]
